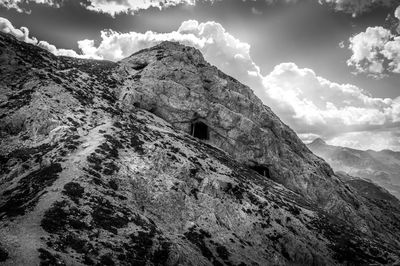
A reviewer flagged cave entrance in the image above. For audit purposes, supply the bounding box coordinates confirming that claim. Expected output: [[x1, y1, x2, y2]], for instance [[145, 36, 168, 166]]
[[191, 121, 209, 140], [250, 164, 271, 179]]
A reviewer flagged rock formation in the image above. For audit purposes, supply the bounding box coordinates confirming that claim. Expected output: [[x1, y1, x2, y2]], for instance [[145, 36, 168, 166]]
[[1, 32, 400, 265]]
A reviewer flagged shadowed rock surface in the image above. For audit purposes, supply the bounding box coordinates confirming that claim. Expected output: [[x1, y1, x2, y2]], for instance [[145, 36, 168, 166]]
[[1, 32, 400, 265]]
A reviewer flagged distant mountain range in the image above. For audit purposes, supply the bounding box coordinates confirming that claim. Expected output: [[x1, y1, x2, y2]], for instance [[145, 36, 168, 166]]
[[308, 138, 400, 199]]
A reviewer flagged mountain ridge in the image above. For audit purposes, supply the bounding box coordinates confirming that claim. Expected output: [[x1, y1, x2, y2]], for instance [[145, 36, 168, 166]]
[[307, 138, 400, 200], [310, 138, 327, 146], [1, 32, 400, 265]]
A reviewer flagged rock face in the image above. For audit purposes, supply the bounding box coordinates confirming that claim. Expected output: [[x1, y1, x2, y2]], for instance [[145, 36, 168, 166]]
[[1, 32, 400, 265], [308, 138, 400, 199], [117, 42, 335, 201]]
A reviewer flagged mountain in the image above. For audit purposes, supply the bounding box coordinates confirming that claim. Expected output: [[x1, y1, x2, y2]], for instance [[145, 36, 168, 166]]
[[1, 31, 400, 265], [308, 138, 400, 199]]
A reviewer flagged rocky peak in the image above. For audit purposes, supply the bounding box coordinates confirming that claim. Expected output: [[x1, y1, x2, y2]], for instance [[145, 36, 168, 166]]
[[117, 40, 337, 199], [310, 138, 327, 146], [122, 40, 207, 69], [153, 40, 200, 52], [1, 32, 400, 265]]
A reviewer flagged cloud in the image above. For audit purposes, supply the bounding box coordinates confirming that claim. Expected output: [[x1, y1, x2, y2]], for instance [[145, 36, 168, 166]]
[[396, 5, 400, 19], [0, 0, 61, 13], [0, 16, 85, 57], [347, 26, 393, 77], [77, 20, 260, 85], [0, 17, 37, 44], [251, 7, 262, 15], [0, 0, 201, 16], [83, 0, 200, 17], [37, 40, 84, 57], [346, 6, 400, 77], [318, 0, 398, 17], [262, 62, 400, 138], [329, 130, 400, 151], [2, 16, 400, 150]]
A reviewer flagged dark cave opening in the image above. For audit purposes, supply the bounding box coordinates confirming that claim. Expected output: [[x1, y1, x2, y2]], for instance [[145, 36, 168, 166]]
[[250, 165, 271, 178], [191, 121, 209, 140]]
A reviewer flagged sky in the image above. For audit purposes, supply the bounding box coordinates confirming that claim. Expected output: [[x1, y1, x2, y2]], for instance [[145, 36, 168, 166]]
[[1, 0, 400, 151]]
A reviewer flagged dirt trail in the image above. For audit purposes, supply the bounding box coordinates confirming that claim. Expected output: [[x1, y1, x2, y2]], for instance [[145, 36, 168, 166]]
[[0, 120, 112, 266]]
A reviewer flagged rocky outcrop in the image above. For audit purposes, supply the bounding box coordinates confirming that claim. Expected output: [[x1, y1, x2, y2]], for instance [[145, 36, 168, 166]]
[[1, 32, 400, 265]]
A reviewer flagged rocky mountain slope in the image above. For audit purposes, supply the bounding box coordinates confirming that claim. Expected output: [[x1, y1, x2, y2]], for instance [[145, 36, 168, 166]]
[[1, 31, 400, 265], [308, 138, 400, 199]]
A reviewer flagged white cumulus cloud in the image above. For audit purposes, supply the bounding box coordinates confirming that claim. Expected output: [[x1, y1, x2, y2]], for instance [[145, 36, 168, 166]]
[[84, 0, 200, 17], [77, 20, 261, 86], [0, 16, 85, 57], [346, 5, 400, 77], [0, 16, 37, 44], [263, 62, 399, 137]]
